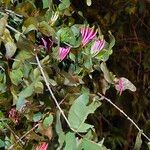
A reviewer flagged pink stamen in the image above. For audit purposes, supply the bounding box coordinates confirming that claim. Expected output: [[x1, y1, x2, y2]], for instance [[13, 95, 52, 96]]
[[118, 78, 123, 95]]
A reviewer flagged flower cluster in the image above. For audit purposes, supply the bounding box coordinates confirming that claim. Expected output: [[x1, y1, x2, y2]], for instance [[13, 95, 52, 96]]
[[8, 107, 20, 124], [38, 26, 105, 61]]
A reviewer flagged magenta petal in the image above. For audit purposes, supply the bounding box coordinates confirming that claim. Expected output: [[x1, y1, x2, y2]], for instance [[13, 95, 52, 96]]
[[59, 47, 71, 61], [80, 26, 97, 46], [82, 28, 91, 43], [91, 40, 105, 54], [83, 28, 96, 46], [41, 38, 47, 49], [36, 142, 48, 150], [82, 27, 89, 42]]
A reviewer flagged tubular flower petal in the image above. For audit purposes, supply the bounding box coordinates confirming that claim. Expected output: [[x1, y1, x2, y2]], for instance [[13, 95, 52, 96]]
[[80, 26, 97, 46], [59, 47, 71, 61], [91, 40, 105, 54], [36, 142, 48, 150]]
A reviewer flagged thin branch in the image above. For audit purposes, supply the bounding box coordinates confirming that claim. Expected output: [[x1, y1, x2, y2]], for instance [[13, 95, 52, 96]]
[[8, 123, 39, 150], [35, 54, 72, 129], [5, 9, 23, 18], [6, 24, 23, 36], [97, 93, 150, 142], [4, 122, 25, 145]]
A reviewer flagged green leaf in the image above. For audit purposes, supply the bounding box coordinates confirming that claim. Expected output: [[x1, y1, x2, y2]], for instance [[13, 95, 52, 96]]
[[64, 132, 77, 150], [0, 111, 4, 118], [10, 69, 23, 86], [56, 111, 63, 134], [38, 21, 55, 36], [33, 112, 42, 122], [57, 26, 81, 48], [18, 84, 34, 98], [0, 15, 7, 36], [69, 53, 76, 62], [68, 92, 101, 132], [58, 0, 71, 10], [0, 71, 6, 93], [133, 130, 143, 150], [43, 114, 53, 128], [0, 139, 5, 148], [34, 81, 44, 94], [23, 24, 37, 34], [148, 142, 150, 150], [84, 58, 93, 70], [81, 138, 107, 150], [100, 62, 115, 84], [42, 0, 52, 9], [5, 41, 17, 58], [56, 111, 65, 150], [16, 96, 25, 111], [12, 50, 33, 69], [108, 31, 115, 50]]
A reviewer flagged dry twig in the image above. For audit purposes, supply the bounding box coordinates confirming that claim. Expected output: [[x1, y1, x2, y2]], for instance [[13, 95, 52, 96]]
[[97, 93, 150, 142]]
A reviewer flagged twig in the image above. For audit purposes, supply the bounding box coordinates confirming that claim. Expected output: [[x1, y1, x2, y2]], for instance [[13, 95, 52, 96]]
[[4, 122, 25, 145], [8, 123, 39, 150], [97, 93, 150, 142], [6, 24, 23, 36], [35, 54, 72, 128], [5, 9, 23, 18]]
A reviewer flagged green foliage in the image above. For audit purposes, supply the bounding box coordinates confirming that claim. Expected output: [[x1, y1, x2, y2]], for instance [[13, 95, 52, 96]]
[[0, 0, 147, 149], [57, 26, 81, 48], [43, 114, 53, 128], [58, 0, 71, 10], [68, 92, 101, 132]]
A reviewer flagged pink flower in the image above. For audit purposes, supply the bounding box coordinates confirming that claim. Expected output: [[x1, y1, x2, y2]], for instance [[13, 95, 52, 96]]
[[80, 26, 97, 46], [8, 107, 20, 124], [36, 142, 48, 150], [59, 47, 71, 61], [91, 40, 105, 54], [37, 36, 53, 52], [115, 78, 123, 95]]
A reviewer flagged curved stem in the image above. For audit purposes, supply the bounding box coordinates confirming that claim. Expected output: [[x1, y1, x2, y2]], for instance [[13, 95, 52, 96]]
[[97, 93, 150, 142]]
